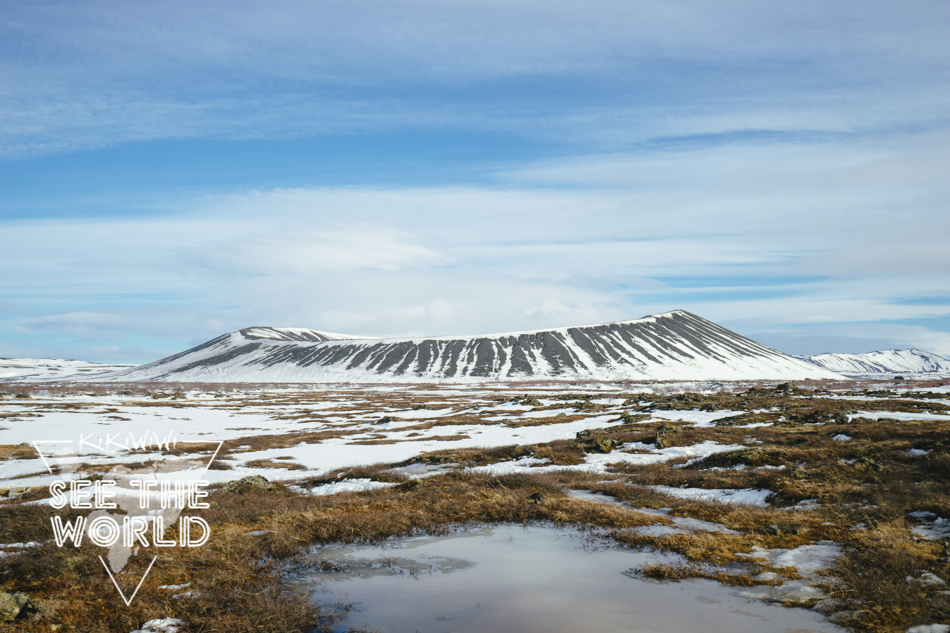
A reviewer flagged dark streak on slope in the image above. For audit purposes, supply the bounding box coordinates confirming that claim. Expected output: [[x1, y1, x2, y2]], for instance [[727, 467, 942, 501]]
[[109, 310, 835, 381]]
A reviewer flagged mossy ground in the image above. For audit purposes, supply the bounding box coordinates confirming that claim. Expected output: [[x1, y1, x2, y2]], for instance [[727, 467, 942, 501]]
[[1, 380, 949, 632]]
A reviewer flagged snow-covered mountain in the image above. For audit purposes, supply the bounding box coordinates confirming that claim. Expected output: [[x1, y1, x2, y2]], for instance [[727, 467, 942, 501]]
[[800, 348, 950, 376], [97, 311, 843, 383], [235, 327, 369, 343], [0, 358, 137, 382]]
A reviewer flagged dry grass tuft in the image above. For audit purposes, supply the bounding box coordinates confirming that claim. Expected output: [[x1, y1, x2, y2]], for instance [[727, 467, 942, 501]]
[[3, 381, 950, 631]]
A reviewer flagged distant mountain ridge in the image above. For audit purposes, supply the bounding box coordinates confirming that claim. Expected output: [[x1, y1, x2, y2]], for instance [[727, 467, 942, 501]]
[[9, 317, 948, 384], [0, 358, 136, 382], [800, 348, 950, 376], [239, 327, 370, 342], [91, 310, 842, 383]]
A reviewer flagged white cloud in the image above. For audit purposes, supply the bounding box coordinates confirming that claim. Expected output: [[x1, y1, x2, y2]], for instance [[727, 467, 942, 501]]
[[3, 1, 948, 362], [3, 0, 948, 156], [15, 311, 123, 332], [180, 227, 448, 277], [1, 130, 948, 360]]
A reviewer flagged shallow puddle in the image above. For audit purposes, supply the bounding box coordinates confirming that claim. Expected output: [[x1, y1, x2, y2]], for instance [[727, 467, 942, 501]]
[[293, 524, 844, 633]]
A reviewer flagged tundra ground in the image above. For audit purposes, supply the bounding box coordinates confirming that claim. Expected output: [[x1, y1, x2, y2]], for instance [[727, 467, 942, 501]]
[[1, 379, 948, 632]]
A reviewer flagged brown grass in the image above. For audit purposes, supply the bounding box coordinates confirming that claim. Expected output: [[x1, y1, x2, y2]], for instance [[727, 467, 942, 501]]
[[3, 381, 950, 631]]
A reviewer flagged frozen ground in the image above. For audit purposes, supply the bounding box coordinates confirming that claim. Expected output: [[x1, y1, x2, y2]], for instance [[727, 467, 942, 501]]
[[0, 387, 653, 487], [0, 381, 776, 488], [2, 379, 948, 627], [0, 358, 135, 382], [0, 380, 945, 493]]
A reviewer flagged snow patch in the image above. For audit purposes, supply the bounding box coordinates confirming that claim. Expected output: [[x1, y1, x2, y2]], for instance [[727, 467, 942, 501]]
[[648, 485, 773, 507], [907, 572, 945, 586], [469, 441, 745, 476], [158, 582, 191, 591], [739, 542, 840, 575], [292, 478, 398, 496], [732, 580, 828, 603], [129, 619, 184, 633], [388, 462, 460, 479], [565, 489, 741, 534], [908, 511, 950, 540]]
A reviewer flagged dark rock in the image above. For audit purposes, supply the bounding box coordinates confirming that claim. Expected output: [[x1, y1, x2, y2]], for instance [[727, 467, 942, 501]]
[[620, 411, 650, 424], [0, 591, 35, 622], [655, 422, 674, 448], [855, 456, 883, 471], [585, 438, 618, 454], [220, 475, 273, 493], [575, 400, 602, 412]]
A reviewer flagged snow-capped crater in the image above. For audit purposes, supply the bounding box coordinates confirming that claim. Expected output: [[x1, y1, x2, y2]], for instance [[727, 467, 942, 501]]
[[92, 310, 844, 383]]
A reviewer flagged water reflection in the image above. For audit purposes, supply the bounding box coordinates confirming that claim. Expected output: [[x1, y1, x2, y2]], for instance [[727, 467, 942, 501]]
[[292, 525, 843, 633]]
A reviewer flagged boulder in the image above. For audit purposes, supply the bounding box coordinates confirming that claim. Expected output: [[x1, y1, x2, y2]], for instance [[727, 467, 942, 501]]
[[0, 591, 34, 622], [620, 411, 650, 424], [585, 438, 618, 454], [220, 475, 273, 493], [397, 480, 420, 492], [832, 411, 850, 424], [574, 400, 603, 412]]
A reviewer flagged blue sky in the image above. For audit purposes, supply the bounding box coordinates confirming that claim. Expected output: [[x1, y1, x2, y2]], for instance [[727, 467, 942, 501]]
[[2, 0, 949, 362]]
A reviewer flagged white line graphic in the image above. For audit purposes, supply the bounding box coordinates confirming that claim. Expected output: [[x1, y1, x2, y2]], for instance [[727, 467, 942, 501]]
[[31, 440, 73, 475], [100, 555, 158, 607]]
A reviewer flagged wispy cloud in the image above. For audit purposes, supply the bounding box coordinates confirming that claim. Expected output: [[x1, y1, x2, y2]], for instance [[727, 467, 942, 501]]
[[3, 0, 948, 157], [2, 1, 948, 361], [2, 129, 948, 360]]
